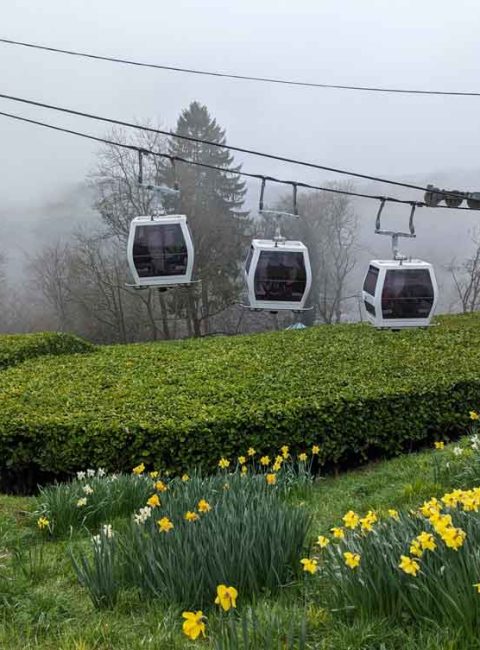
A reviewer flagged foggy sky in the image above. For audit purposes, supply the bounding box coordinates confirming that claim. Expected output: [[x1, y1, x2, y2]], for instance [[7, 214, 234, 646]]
[[1, 0, 480, 211]]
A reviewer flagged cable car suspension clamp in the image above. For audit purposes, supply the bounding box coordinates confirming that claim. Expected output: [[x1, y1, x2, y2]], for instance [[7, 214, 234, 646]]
[[137, 149, 179, 219], [374, 199, 419, 261]]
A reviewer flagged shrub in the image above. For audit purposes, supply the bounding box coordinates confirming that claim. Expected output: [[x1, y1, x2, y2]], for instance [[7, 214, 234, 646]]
[[71, 472, 311, 609], [2, 314, 480, 483], [0, 332, 94, 370]]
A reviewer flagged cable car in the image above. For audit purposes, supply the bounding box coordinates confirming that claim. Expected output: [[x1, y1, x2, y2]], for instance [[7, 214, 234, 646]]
[[362, 259, 438, 328], [245, 239, 312, 311], [127, 214, 194, 288]]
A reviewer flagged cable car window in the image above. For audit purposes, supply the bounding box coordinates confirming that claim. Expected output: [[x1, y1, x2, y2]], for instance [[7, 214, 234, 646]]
[[364, 301, 376, 316], [254, 251, 306, 302], [245, 247, 254, 274], [381, 269, 434, 319], [133, 224, 188, 277], [363, 265, 379, 296]]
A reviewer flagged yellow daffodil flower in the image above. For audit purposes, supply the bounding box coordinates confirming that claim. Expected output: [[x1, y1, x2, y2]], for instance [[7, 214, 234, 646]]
[[360, 511, 377, 532], [272, 462, 282, 472], [181, 474, 189, 482], [298, 452, 308, 462], [316, 535, 329, 548], [157, 516, 174, 533], [241, 466, 248, 475], [238, 456, 246, 465], [247, 447, 256, 456], [266, 473, 277, 485], [416, 531, 436, 552], [281, 445, 289, 459], [388, 509, 399, 520], [440, 527, 466, 550], [184, 511, 200, 522], [470, 411, 479, 421], [343, 551, 360, 569], [198, 499, 211, 513], [182, 611, 206, 640], [37, 516, 49, 530], [147, 494, 160, 508], [260, 455, 271, 466], [312, 445, 320, 455], [399, 555, 420, 576], [149, 471, 159, 479], [218, 458, 230, 470], [434, 441, 445, 450], [214, 584, 238, 611], [343, 510, 360, 529], [409, 539, 423, 558], [132, 463, 145, 475], [155, 480, 168, 492], [331, 527, 345, 539], [300, 558, 318, 574], [474, 583, 480, 593]]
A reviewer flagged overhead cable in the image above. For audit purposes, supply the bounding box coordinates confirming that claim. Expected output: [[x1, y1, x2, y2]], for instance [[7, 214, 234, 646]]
[[0, 91, 467, 200], [1, 36, 480, 98]]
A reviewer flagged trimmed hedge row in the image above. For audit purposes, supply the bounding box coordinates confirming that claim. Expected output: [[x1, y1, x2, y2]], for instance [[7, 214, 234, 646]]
[[1, 314, 480, 490], [0, 332, 94, 370]]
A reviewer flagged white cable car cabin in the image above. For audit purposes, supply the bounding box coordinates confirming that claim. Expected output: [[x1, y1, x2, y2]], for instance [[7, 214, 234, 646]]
[[127, 215, 194, 288], [245, 239, 312, 311], [362, 259, 438, 328]]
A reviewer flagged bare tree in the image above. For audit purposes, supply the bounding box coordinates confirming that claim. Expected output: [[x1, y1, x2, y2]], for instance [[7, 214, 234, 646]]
[[449, 229, 480, 313], [29, 242, 72, 331]]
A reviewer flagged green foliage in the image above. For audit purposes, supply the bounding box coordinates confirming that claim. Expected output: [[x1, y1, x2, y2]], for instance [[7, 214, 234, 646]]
[[2, 314, 480, 481], [0, 331, 94, 370], [35, 472, 154, 538], [71, 473, 310, 610]]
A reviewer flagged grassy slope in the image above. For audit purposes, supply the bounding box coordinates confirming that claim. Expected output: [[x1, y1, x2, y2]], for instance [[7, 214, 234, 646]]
[[0, 446, 472, 650]]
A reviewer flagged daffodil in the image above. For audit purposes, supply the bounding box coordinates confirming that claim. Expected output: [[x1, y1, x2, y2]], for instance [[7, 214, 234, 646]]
[[434, 441, 445, 450], [312, 445, 320, 455], [185, 511, 200, 522], [272, 462, 282, 472], [147, 494, 160, 508], [132, 463, 145, 475], [198, 499, 211, 513], [417, 531, 436, 552], [260, 455, 271, 466], [266, 473, 277, 485], [360, 511, 377, 532], [247, 447, 256, 456], [149, 471, 159, 479], [238, 456, 246, 465], [298, 452, 308, 462], [214, 584, 238, 611], [331, 527, 345, 539], [77, 497, 87, 508], [157, 516, 174, 533], [281, 445, 289, 459], [470, 410, 479, 421], [300, 558, 318, 574], [388, 509, 399, 519], [474, 583, 480, 593], [399, 555, 420, 576], [440, 527, 466, 550], [409, 539, 423, 558], [182, 611, 206, 640], [343, 510, 360, 529], [218, 458, 230, 470], [181, 474, 189, 482], [241, 466, 248, 475], [316, 535, 329, 548], [155, 480, 168, 492], [344, 551, 360, 569], [37, 516, 49, 530]]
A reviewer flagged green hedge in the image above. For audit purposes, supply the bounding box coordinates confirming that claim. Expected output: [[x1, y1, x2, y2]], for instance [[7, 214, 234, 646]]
[[0, 332, 94, 370], [0, 315, 480, 488]]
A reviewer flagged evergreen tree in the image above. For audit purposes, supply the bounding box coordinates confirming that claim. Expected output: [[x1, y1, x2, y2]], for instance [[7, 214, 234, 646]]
[[163, 102, 251, 336]]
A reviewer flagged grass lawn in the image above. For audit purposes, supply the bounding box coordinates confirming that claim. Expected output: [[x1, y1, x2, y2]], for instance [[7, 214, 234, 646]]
[[0, 443, 476, 650]]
